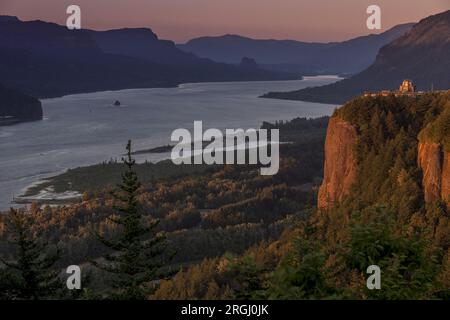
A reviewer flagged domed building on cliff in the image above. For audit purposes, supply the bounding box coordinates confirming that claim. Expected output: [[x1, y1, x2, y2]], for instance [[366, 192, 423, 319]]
[[398, 80, 416, 94], [364, 80, 421, 97]]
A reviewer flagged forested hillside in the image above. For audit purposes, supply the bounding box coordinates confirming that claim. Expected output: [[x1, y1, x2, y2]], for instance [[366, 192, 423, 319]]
[[263, 10, 450, 103]]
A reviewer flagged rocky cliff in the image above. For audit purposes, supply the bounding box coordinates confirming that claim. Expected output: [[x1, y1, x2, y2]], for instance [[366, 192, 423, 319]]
[[317, 117, 358, 210], [418, 142, 450, 207], [417, 96, 450, 208], [318, 92, 450, 211], [443, 153, 450, 206]]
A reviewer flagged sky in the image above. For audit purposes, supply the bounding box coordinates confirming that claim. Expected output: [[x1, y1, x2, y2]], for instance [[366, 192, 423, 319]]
[[1, 0, 449, 43]]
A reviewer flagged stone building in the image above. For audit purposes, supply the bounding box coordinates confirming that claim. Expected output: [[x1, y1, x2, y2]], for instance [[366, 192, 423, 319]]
[[364, 80, 420, 98], [398, 80, 416, 93]]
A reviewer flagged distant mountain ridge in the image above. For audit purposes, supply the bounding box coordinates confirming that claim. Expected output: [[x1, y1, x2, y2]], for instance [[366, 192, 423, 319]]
[[263, 10, 450, 104], [0, 16, 297, 99], [90, 28, 204, 66], [178, 23, 414, 75]]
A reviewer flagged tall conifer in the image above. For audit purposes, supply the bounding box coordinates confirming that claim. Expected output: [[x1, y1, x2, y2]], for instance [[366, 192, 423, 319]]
[[0, 208, 60, 300], [92, 140, 167, 299]]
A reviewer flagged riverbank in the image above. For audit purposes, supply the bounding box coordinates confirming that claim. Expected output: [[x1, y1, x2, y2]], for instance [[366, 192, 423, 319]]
[[13, 160, 217, 206]]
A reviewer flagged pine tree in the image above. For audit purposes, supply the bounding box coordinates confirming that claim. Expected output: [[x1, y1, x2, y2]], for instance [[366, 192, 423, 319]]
[[92, 140, 167, 299], [0, 208, 61, 300]]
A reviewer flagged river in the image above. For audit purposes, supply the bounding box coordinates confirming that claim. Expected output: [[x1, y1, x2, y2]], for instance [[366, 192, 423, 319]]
[[0, 76, 341, 210]]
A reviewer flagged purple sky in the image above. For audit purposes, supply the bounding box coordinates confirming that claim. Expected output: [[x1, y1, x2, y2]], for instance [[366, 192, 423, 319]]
[[1, 0, 449, 42]]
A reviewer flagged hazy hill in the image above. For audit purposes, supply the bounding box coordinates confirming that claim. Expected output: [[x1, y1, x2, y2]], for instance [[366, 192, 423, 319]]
[[178, 23, 414, 75], [0, 16, 297, 98], [263, 10, 450, 104], [0, 83, 42, 123], [89, 28, 202, 65]]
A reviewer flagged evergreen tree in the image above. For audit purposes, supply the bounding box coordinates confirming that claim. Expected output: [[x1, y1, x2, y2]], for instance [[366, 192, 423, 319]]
[[345, 206, 440, 299], [92, 140, 167, 299], [0, 208, 61, 300], [267, 237, 335, 299]]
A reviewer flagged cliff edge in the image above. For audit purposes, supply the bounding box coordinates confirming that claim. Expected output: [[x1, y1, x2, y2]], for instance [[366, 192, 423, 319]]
[[418, 143, 450, 207], [418, 102, 450, 207], [317, 117, 358, 210], [318, 91, 449, 211]]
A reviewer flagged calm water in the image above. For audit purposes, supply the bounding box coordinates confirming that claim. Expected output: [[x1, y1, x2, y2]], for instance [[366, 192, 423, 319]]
[[0, 76, 340, 210]]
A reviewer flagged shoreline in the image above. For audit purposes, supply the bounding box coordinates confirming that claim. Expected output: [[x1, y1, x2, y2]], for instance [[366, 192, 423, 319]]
[[39, 77, 307, 101], [12, 138, 295, 207], [11, 157, 215, 208]]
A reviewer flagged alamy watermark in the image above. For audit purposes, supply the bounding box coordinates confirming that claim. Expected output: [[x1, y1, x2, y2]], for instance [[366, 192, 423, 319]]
[[66, 265, 81, 290], [66, 4, 381, 31], [367, 5, 381, 30], [366, 265, 381, 290], [170, 121, 279, 175], [66, 5, 81, 30]]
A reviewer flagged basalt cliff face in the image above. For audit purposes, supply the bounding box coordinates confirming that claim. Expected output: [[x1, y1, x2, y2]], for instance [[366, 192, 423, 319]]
[[318, 92, 449, 211], [318, 120, 450, 210], [418, 142, 450, 207], [444, 154, 450, 206], [317, 117, 358, 210]]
